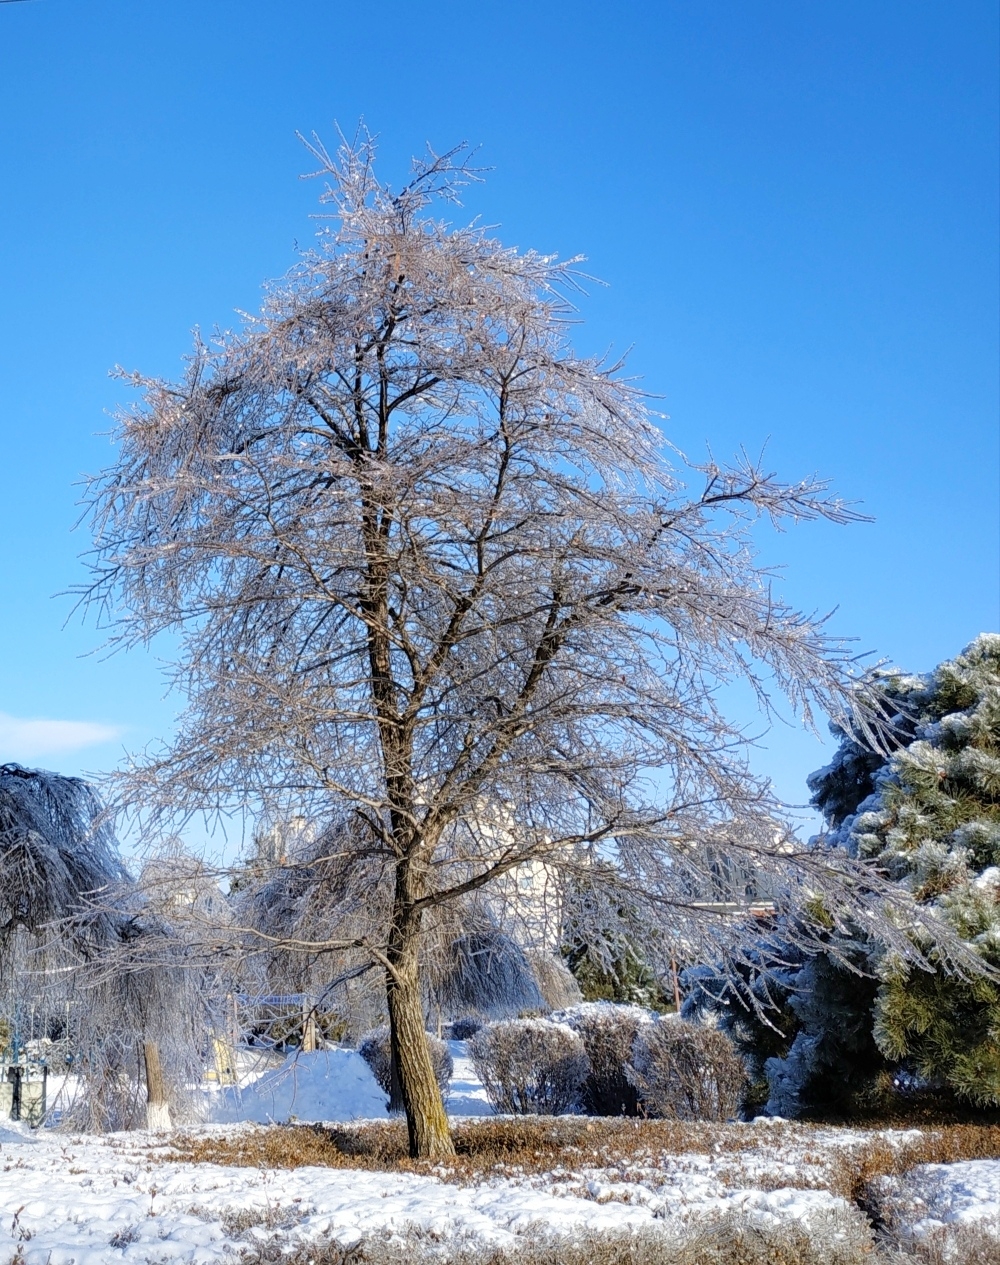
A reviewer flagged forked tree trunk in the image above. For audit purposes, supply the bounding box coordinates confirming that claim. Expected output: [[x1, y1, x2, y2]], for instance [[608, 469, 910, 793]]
[[386, 905, 454, 1158]]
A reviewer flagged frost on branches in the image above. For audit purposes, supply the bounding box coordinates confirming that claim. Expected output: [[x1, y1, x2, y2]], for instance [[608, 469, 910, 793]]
[[0, 765, 206, 1130], [692, 635, 1000, 1117], [80, 129, 978, 1155]]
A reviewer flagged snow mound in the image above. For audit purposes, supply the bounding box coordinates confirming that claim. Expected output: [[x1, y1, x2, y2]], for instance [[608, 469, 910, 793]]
[[213, 1048, 389, 1124], [896, 1159, 1000, 1237], [550, 1000, 657, 1028]]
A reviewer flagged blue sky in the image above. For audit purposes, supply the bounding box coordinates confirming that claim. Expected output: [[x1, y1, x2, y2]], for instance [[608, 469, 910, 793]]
[[0, 0, 996, 838]]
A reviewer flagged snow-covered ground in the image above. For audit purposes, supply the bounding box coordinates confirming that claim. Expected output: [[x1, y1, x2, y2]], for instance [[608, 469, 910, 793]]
[[0, 1120, 858, 1264], [0, 1046, 994, 1263], [883, 1158, 1000, 1239]]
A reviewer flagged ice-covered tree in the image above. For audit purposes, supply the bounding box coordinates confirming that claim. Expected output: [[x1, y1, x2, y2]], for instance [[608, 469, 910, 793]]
[[82, 130, 967, 1156], [0, 764, 205, 1129]]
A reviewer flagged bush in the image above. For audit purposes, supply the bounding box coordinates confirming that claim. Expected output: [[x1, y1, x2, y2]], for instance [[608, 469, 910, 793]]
[[551, 1002, 653, 1116], [357, 1027, 453, 1109], [628, 1019, 746, 1121], [469, 1018, 589, 1115], [449, 1015, 483, 1041]]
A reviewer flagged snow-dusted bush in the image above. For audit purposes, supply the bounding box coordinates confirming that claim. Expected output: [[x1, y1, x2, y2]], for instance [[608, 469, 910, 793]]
[[469, 1019, 589, 1115], [449, 1016, 482, 1040], [358, 1026, 453, 1107], [551, 1002, 653, 1116], [628, 1019, 746, 1121]]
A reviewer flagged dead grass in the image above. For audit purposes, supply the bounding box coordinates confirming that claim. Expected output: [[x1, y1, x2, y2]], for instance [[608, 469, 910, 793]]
[[236, 1208, 1000, 1265], [233, 1216, 1000, 1265], [165, 1116, 1000, 1193], [238, 1209, 879, 1265], [899, 1222, 1000, 1264]]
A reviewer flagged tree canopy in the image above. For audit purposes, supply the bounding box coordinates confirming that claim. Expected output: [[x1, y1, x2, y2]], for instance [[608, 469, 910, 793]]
[[82, 131, 967, 1153]]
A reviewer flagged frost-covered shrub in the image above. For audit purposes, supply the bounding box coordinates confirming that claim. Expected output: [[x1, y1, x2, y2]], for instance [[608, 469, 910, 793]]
[[469, 1018, 589, 1115], [551, 1002, 653, 1116], [357, 1026, 453, 1106], [628, 1019, 746, 1121], [449, 1015, 482, 1040]]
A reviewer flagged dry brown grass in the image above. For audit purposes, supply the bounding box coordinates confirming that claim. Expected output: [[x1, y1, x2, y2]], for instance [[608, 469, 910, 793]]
[[164, 1116, 1000, 1195], [899, 1222, 1000, 1264], [238, 1210, 879, 1265], [235, 1209, 1000, 1265]]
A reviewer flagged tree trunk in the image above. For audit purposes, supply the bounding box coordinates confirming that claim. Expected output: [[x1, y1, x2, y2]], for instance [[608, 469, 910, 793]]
[[302, 998, 318, 1053], [386, 900, 454, 1158], [143, 1040, 171, 1132]]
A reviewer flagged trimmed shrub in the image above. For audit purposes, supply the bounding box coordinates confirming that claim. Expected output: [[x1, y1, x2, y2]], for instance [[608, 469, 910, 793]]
[[551, 1002, 653, 1116], [469, 1018, 589, 1115], [358, 1026, 453, 1109], [449, 1015, 483, 1041], [628, 1019, 746, 1121]]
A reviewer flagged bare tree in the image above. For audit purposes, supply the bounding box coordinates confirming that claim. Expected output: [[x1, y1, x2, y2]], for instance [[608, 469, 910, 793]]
[[82, 130, 969, 1156]]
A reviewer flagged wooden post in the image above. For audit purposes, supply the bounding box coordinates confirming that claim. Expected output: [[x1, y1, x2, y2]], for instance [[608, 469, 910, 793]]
[[670, 957, 682, 1013], [143, 1041, 171, 1131], [302, 999, 317, 1053]]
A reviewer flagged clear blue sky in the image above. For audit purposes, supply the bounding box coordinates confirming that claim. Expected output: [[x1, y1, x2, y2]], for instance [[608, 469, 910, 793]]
[[0, 0, 996, 834]]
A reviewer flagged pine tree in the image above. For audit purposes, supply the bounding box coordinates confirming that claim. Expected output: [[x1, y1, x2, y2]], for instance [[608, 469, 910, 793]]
[[695, 635, 1000, 1116], [564, 936, 668, 1010], [851, 635, 1000, 1104], [794, 634, 1000, 1109]]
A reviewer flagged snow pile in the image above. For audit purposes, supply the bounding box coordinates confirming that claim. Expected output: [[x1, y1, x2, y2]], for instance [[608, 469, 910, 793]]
[[212, 1048, 389, 1124], [549, 1000, 657, 1028], [895, 1159, 1000, 1238]]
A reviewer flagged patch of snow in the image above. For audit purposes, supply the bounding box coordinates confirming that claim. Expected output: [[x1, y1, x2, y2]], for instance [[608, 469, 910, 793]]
[[550, 1001, 657, 1028], [893, 1159, 1000, 1239], [210, 1048, 389, 1124], [445, 1040, 494, 1117]]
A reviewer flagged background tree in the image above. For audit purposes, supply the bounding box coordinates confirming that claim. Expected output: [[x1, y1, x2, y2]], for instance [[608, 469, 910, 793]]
[[0, 764, 205, 1130], [695, 634, 1000, 1118], [83, 131, 966, 1157]]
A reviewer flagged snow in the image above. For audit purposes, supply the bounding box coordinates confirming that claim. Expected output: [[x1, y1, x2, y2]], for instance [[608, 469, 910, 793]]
[[0, 1119, 994, 1262], [445, 1040, 494, 1116], [0, 1123, 850, 1264], [0, 1047, 996, 1262], [892, 1158, 1000, 1239], [211, 1048, 389, 1124]]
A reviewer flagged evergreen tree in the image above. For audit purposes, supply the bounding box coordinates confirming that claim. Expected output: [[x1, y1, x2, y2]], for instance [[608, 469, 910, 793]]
[[695, 634, 1000, 1116], [849, 634, 1000, 1104], [564, 936, 668, 1009], [780, 634, 1000, 1109]]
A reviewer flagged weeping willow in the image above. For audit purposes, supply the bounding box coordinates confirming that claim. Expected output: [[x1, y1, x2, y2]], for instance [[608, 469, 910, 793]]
[[0, 763, 207, 1130]]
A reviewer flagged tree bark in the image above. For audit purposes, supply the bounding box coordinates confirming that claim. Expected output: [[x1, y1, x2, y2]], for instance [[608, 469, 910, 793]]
[[386, 889, 454, 1157], [302, 999, 318, 1053], [143, 1040, 171, 1132]]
